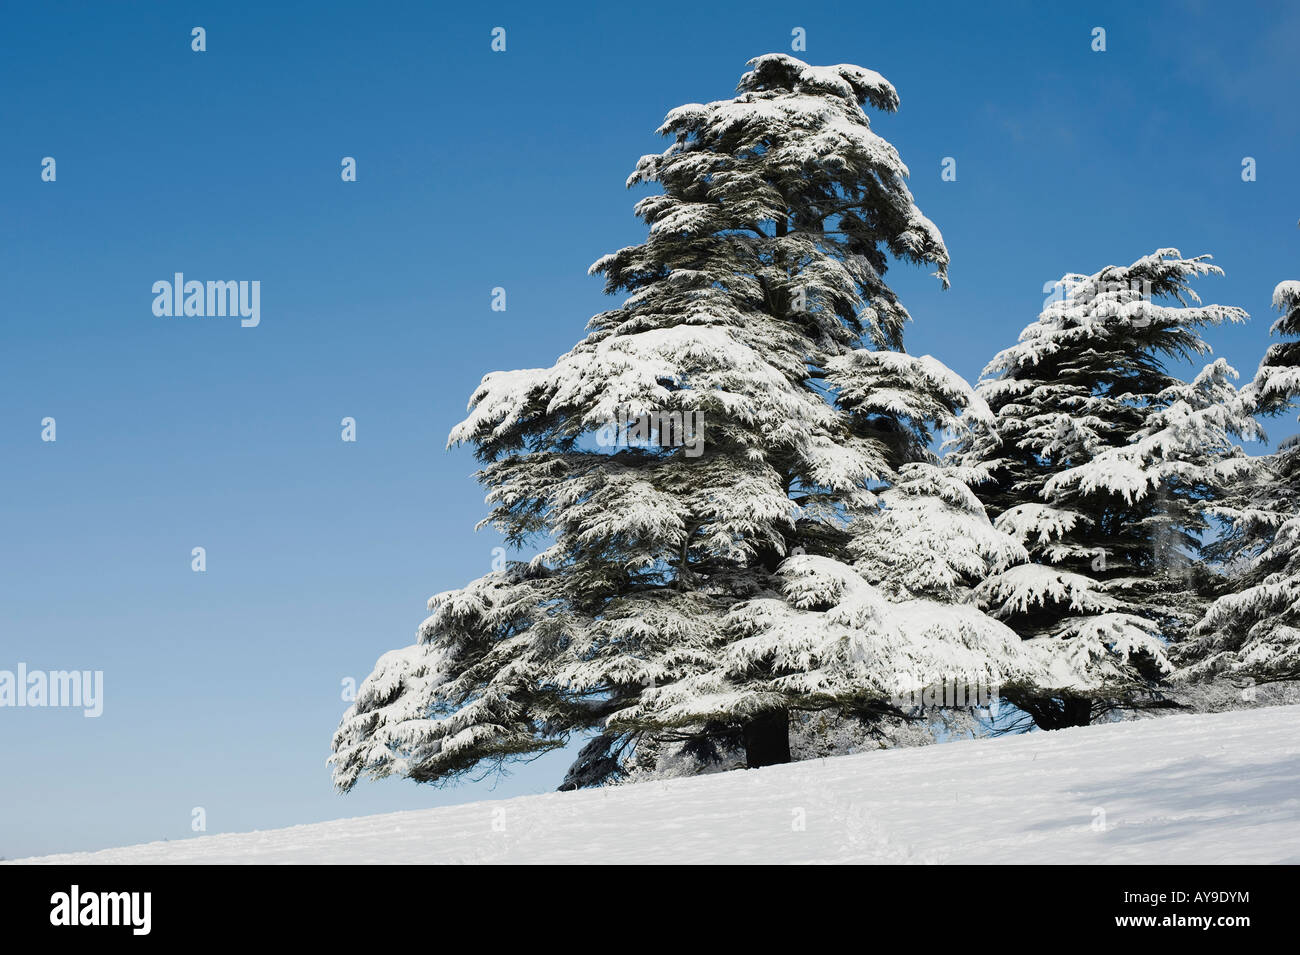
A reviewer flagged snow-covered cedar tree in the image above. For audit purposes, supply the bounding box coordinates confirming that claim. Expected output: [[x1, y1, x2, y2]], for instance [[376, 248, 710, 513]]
[[330, 54, 1030, 794], [961, 250, 1255, 729], [1175, 279, 1300, 685]]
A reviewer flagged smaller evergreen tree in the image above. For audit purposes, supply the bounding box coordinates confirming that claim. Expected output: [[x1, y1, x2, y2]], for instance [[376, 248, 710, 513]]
[[1046, 358, 1261, 641], [962, 250, 1251, 728], [1177, 280, 1300, 685]]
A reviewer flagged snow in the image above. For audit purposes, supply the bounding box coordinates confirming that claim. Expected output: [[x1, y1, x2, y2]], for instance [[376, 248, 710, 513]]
[[1273, 279, 1300, 311], [14, 705, 1299, 864]]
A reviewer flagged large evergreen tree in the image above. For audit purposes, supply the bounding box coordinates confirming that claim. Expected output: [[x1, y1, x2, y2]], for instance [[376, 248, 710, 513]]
[[961, 250, 1254, 729], [331, 54, 1029, 792], [1176, 279, 1300, 685]]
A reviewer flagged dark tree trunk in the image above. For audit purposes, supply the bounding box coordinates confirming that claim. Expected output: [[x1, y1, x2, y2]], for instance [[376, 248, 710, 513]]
[[1012, 693, 1094, 730], [743, 710, 791, 768], [1061, 695, 1093, 727]]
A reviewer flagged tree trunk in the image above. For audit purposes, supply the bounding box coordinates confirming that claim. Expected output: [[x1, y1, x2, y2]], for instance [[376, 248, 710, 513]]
[[1060, 695, 1093, 728], [1013, 693, 1094, 730], [743, 710, 791, 768]]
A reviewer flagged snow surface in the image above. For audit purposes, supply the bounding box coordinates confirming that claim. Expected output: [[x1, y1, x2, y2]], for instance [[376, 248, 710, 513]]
[[13, 705, 1299, 864]]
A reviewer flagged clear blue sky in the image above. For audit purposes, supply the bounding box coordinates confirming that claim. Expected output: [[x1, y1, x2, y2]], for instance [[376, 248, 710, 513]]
[[1, 0, 1296, 858]]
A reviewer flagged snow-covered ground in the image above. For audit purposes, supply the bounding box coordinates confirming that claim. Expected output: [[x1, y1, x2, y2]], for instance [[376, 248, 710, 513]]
[[13, 705, 1300, 864]]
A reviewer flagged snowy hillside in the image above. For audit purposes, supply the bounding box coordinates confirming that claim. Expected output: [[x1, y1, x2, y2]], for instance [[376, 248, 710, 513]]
[[15, 705, 1300, 864]]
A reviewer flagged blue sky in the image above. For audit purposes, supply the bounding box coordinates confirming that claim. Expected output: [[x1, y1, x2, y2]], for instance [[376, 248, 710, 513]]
[[1, 0, 1297, 857]]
